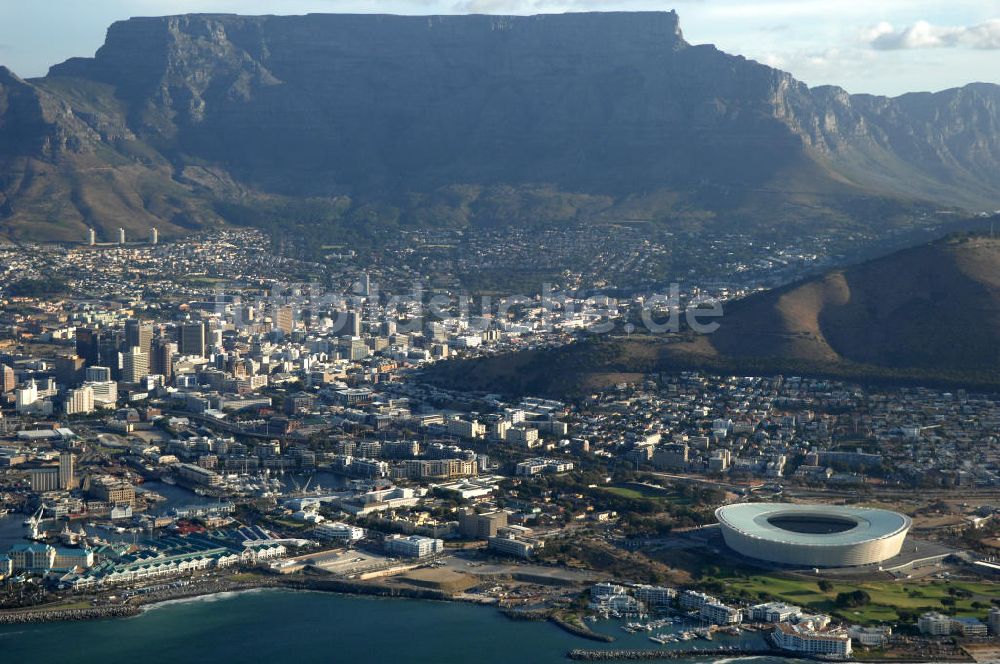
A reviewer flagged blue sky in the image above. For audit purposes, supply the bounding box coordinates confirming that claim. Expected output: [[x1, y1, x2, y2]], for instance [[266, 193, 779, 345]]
[[1, 0, 998, 95]]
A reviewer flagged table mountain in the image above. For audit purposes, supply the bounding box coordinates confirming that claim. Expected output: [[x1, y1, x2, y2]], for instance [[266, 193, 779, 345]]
[[1, 11, 999, 241]]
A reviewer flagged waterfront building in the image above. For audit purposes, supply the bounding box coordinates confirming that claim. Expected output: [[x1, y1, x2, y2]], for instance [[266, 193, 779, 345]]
[[487, 535, 539, 559], [749, 602, 802, 623], [591, 583, 626, 600], [918, 612, 954, 636], [459, 509, 508, 539], [175, 463, 223, 488], [952, 617, 988, 637], [848, 625, 892, 648], [9, 543, 56, 573], [701, 602, 742, 625], [679, 589, 716, 610], [632, 584, 676, 608], [988, 607, 1000, 636], [772, 623, 852, 659], [313, 522, 365, 541], [384, 535, 443, 558], [88, 475, 137, 507]]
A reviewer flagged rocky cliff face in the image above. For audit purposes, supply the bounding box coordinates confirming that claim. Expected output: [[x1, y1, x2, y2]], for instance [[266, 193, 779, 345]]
[[1, 11, 999, 240]]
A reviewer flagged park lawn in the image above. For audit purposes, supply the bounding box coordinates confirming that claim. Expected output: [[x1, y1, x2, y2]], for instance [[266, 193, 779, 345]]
[[600, 483, 693, 506], [182, 275, 229, 284], [715, 573, 998, 624], [600, 486, 647, 500]]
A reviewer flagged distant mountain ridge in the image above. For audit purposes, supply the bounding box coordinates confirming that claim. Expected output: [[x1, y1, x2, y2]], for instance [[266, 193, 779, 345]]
[[1, 11, 999, 240]]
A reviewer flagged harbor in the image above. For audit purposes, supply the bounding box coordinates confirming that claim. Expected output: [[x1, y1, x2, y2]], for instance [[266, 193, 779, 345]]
[[0, 588, 811, 664]]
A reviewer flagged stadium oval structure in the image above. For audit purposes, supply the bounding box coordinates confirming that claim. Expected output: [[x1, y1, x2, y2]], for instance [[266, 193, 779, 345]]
[[715, 503, 912, 568]]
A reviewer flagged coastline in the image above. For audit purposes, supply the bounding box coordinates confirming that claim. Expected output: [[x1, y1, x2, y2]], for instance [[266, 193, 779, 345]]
[[0, 573, 478, 626], [0, 579, 979, 663]]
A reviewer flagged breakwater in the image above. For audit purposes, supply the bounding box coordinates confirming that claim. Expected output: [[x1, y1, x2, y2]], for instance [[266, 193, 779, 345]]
[[567, 647, 780, 660], [0, 605, 140, 624], [551, 613, 616, 642]]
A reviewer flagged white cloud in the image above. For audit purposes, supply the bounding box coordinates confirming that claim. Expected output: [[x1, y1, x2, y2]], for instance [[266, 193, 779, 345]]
[[866, 19, 1000, 50]]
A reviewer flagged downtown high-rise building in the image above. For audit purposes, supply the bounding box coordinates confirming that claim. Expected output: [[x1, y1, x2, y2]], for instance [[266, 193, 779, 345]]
[[75, 327, 101, 366], [0, 364, 15, 393], [84, 366, 112, 382], [178, 322, 206, 357], [275, 306, 295, 336], [343, 310, 362, 337], [122, 346, 149, 383], [64, 386, 94, 416], [151, 338, 177, 378], [125, 319, 153, 357]]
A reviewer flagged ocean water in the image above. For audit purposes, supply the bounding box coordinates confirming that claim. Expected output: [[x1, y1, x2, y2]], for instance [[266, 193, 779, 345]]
[[0, 589, 809, 664]]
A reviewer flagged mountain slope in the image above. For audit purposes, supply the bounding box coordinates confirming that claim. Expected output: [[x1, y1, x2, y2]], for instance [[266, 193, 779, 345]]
[[1, 12, 999, 241], [421, 233, 1000, 397], [704, 234, 1000, 372]]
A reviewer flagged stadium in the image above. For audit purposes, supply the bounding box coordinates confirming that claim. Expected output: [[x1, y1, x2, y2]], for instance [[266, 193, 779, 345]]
[[715, 503, 912, 568]]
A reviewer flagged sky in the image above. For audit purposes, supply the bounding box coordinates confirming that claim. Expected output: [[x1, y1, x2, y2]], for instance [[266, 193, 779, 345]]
[[0, 0, 998, 96]]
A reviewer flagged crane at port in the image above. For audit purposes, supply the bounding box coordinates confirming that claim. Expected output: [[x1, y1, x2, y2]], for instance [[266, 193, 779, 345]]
[[25, 505, 45, 540], [288, 474, 316, 497]]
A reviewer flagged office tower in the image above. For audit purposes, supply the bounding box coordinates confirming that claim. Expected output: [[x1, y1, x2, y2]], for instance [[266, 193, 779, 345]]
[[58, 451, 77, 490], [85, 366, 112, 382], [275, 306, 294, 335], [340, 336, 369, 361], [64, 386, 94, 416], [343, 310, 361, 337], [361, 272, 371, 296], [85, 380, 118, 407], [178, 322, 206, 357], [98, 333, 122, 379], [151, 338, 177, 378], [75, 327, 101, 366], [207, 328, 223, 354], [15, 380, 38, 413], [54, 356, 86, 386], [125, 319, 153, 357], [149, 227, 158, 244], [122, 347, 149, 383], [0, 364, 15, 393], [428, 321, 448, 342], [86, 228, 96, 246], [118, 227, 126, 244]]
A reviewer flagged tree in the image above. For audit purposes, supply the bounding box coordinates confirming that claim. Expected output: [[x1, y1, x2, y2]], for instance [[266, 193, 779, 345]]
[[818, 580, 834, 592], [835, 590, 871, 608]]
